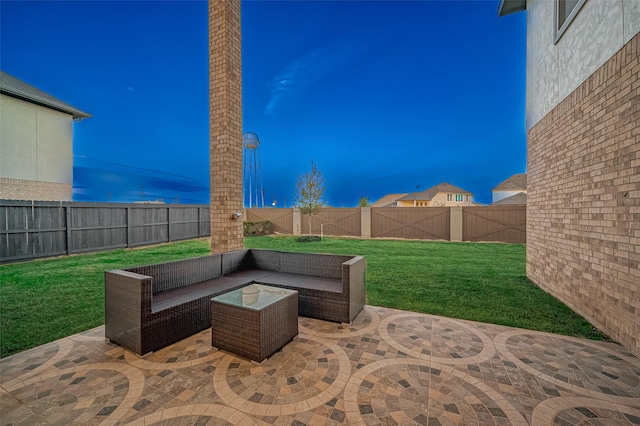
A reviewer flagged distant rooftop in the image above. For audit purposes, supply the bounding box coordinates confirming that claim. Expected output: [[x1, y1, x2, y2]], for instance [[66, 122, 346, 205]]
[[493, 192, 527, 205], [493, 173, 527, 192], [0, 70, 91, 120], [399, 182, 472, 202], [371, 193, 408, 207]]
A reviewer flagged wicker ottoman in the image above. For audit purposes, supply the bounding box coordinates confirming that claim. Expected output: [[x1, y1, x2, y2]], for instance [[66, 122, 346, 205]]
[[211, 284, 298, 362]]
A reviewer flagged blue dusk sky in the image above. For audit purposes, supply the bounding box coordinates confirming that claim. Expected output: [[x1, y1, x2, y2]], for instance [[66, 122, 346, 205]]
[[1, 0, 526, 206]]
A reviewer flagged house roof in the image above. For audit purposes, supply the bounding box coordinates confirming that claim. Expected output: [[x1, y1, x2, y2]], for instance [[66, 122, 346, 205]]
[[497, 0, 526, 17], [0, 71, 91, 120], [399, 182, 473, 202], [493, 192, 527, 205], [493, 173, 527, 192], [371, 193, 408, 207]]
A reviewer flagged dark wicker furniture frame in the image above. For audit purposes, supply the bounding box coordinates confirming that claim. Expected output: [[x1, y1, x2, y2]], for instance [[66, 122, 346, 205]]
[[104, 249, 365, 355], [211, 285, 299, 362]]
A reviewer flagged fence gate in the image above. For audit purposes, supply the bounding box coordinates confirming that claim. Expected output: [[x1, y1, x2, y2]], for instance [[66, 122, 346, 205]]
[[462, 206, 526, 243], [371, 207, 450, 240]]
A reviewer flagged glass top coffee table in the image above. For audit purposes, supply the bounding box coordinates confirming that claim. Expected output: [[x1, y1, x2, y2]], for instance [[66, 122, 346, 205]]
[[211, 284, 298, 362]]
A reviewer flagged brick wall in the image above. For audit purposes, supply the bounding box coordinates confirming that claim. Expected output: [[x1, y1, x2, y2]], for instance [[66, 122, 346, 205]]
[[0, 178, 71, 201], [527, 34, 639, 355], [208, 0, 244, 253]]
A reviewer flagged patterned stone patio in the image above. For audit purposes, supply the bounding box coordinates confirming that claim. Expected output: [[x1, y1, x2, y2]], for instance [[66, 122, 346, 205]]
[[1, 305, 639, 425]]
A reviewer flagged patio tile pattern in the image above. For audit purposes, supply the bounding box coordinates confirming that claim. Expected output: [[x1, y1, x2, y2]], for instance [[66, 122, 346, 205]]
[[1, 305, 639, 425]]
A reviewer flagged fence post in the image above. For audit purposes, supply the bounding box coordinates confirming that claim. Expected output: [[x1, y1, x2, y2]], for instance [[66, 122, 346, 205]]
[[167, 207, 172, 242], [361, 207, 371, 238], [450, 207, 463, 242], [126, 207, 132, 248], [65, 205, 72, 254], [198, 207, 202, 237], [293, 209, 301, 235]]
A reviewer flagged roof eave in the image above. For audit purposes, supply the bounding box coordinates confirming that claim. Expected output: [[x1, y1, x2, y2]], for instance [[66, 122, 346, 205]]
[[497, 0, 526, 17], [1, 88, 92, 120]]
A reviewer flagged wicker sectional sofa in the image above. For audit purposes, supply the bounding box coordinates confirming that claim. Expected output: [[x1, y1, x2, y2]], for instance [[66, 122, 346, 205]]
[[104, 249, 366, 355]]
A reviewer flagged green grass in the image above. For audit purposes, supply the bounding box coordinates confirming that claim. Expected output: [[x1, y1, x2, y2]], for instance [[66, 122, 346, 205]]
[[0, 236, 607, 357], [246, 236, 606, 340], [0, 240, 211, 358]]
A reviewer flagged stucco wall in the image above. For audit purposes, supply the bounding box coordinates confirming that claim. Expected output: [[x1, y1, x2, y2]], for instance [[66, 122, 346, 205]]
[[526, 0, 640, 130], [0, 94, 73, 193], [397, 200, 430, 207], [432, 192, 473, 206]]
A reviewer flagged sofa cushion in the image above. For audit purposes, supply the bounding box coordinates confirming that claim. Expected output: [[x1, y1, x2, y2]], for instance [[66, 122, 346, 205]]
[[248, 249, 281, 271], [151, 269, 277, 312], [254, 272, 342, 294]]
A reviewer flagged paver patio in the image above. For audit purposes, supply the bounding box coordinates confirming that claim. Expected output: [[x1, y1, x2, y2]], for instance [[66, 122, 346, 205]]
[[1, 305, 639, 425]]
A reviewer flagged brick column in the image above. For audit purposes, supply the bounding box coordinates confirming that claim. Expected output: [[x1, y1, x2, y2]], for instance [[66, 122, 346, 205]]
[[209, 0, 243, 253]]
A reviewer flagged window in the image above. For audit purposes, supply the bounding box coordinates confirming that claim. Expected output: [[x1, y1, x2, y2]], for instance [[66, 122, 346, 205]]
[[447, 194, 451, 202], [555, 0, 587, 43]]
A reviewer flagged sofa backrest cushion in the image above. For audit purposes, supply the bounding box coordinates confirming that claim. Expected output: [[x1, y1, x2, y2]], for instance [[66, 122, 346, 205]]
[[248, 249, 281, 272], [129, 254, 222, 294], [221, 249, 251, 274], [279, 252, 352, 279]]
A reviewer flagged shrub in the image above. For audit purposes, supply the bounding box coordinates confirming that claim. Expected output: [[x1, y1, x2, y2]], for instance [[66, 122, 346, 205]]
[[243, 220, 273, 236]]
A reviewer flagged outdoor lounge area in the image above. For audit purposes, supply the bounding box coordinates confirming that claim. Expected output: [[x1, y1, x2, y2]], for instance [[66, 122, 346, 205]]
[[105, 249, 365, 356], [1, 305, 639, 425]]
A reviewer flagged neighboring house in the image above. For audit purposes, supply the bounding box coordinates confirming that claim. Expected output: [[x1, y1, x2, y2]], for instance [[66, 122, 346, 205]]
[[499, 1, 639, 355], [493, 192, 526, 205], [0, 71, 91, 201], [396, 182, 473, 207], [492, 173, 526, 203], [371, 193, 408, 207]]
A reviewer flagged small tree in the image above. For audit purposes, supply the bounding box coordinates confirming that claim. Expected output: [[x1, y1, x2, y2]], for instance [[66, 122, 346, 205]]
[[295, 160, 326, 235], [357, 195, 372, 207]]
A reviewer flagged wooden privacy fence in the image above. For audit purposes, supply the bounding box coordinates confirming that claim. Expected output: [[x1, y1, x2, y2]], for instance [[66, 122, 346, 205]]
[[2, 203, 525, 263], [1, 201, 210, 263], [462, 206, 526, 243], [247, 205, 525, 243]]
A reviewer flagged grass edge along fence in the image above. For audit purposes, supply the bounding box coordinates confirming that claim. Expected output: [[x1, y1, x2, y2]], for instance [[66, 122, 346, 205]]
[[0, 236, 607, 358], [1, 203, 524, 264]]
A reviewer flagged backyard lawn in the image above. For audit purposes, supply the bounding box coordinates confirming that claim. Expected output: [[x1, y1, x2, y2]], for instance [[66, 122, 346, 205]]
[[0, 236, 607, 357]]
